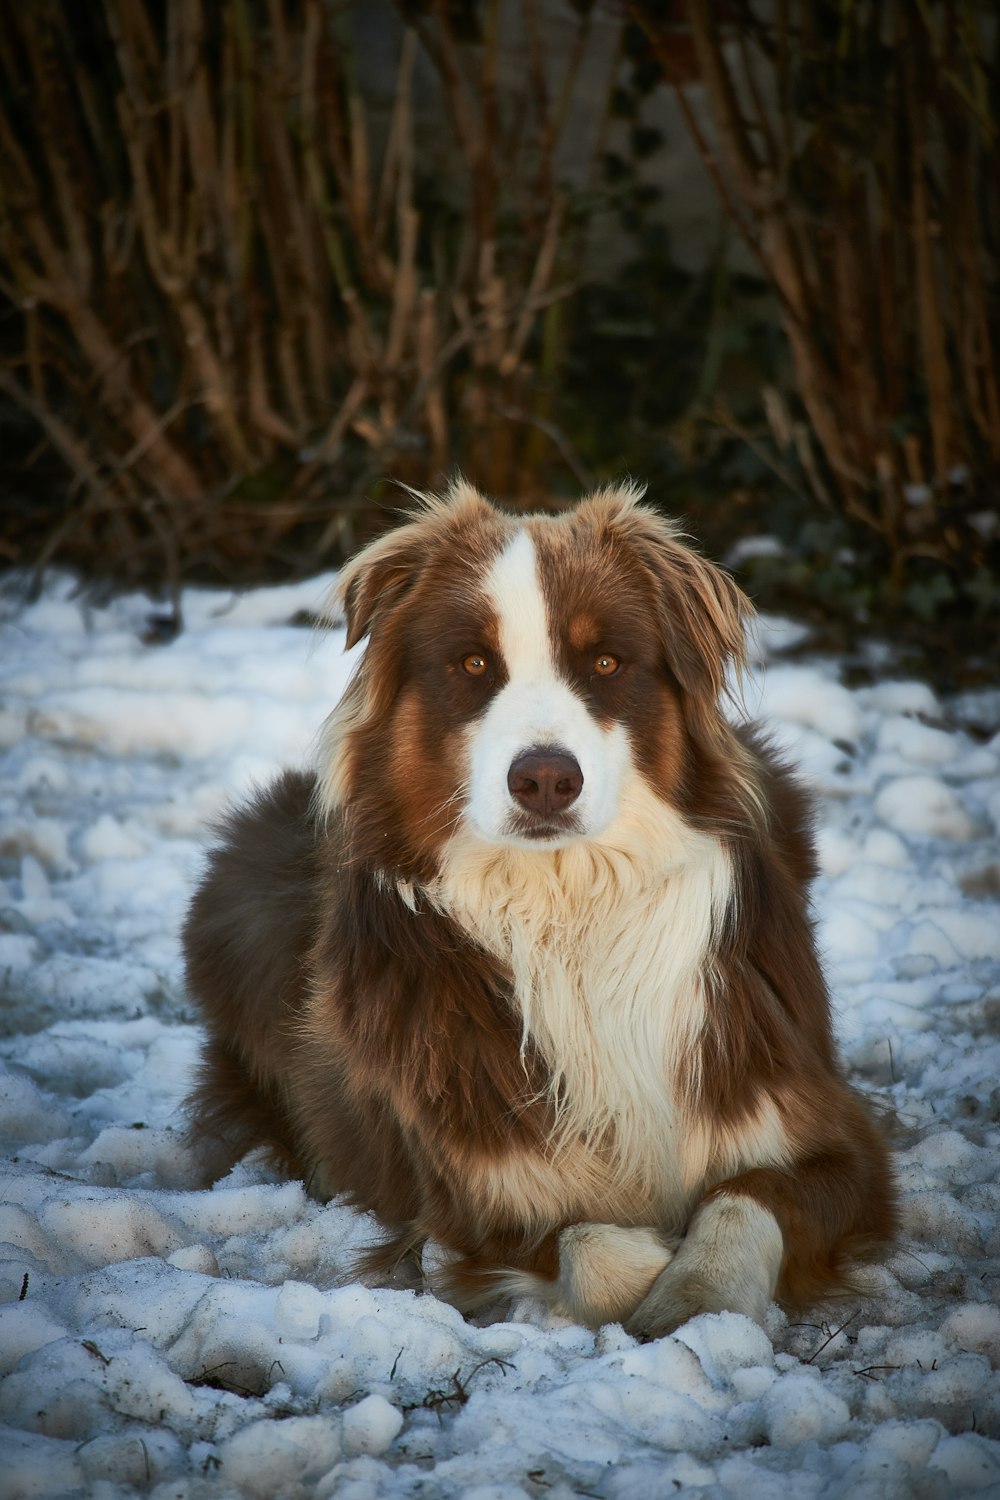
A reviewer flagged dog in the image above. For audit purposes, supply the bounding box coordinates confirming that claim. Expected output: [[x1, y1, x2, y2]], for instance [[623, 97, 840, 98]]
[[183, 479, 895, 1335]]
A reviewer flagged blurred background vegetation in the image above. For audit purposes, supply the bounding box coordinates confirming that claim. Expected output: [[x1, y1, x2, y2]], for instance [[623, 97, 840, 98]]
[[0, 0, 997, 675]]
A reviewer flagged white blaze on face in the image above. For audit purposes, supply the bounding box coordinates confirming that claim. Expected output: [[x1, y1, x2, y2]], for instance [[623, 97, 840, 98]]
[[464, 527, 632, 845]]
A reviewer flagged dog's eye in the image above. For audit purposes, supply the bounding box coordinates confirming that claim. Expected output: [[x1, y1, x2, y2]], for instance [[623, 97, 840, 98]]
[[462, 653, 489, 677], [594, 653, 621, 677]]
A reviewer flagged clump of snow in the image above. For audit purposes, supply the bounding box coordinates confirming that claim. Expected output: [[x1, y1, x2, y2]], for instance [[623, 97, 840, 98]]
[[762, 1366, 850, 1445], [342, 1393, 404, 1456], [941, 1303, 1000, 1359], [218, 1414, 342, 1495], [756, 663, 863, 744], [745, 612, 813, 664], [875, 775, 978, 840], [1, 571, 999, 1496], [876, 715, 961, 766]]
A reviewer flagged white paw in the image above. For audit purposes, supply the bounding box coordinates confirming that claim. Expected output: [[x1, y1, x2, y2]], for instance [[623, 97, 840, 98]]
[[625, 1195, 782, 1338], [554, 1222, 676, 1326]]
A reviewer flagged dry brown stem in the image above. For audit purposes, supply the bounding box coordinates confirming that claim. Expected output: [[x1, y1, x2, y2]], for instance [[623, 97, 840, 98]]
[[0, 0, 607, 583], [631, 0, 999, 553]]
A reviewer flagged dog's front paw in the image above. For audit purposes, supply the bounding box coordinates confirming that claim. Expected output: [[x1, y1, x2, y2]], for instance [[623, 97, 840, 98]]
[[624, 1265, 730, 1340], [554, 1223, 675, 1327], [624, 1193, 783, 1339]]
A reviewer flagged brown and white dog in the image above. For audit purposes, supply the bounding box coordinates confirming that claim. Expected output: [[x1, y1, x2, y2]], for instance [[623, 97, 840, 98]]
[[184, 480, 895, 1336]]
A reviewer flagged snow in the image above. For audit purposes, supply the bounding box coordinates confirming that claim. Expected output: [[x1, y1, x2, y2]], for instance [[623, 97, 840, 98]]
[[874, 777, 978, 841], [1, 571, 999, 1499]]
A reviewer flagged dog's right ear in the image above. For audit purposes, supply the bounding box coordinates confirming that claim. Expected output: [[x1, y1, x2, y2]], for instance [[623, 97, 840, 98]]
[[334, 523, 421, 649], [332, 479, 499, 648]]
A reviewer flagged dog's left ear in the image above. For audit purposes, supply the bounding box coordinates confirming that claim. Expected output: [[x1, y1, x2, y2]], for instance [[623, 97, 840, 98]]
[[626, 508, 752, 706]]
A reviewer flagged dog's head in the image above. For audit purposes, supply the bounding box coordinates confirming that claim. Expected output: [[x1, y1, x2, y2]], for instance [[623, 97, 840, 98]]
[[320, 480, 752, 874]]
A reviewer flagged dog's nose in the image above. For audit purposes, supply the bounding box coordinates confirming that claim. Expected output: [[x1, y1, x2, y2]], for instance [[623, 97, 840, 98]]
[[507, 749, 584, 815]]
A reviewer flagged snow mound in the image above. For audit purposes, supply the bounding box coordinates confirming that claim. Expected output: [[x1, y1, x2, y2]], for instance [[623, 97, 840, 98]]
[[1, 573, 998, 1496]]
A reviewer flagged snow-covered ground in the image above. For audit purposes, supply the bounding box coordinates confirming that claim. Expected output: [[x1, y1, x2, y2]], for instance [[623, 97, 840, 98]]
[[1, 571, 999, 1500]]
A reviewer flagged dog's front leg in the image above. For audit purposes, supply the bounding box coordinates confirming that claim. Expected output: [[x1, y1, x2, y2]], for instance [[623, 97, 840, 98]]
[[551, 1223, 677, 1326], [625, 1193, 783, 1337], [626, 1142, 893, 1338]]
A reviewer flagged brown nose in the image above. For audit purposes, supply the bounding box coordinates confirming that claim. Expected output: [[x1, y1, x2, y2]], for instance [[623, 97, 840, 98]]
[[507, 749, 584, 815]]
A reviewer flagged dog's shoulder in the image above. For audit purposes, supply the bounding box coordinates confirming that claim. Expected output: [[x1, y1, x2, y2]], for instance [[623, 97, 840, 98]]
[[733, 720, 819, 886], [183, 769, 323, 1028]]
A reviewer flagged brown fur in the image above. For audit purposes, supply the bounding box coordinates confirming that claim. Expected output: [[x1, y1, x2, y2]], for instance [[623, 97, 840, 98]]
[[183, 481, 896, 1330]]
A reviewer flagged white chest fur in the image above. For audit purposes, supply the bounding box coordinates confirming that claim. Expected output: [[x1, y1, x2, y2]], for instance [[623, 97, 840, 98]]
[[426, 775, 746, 1217]]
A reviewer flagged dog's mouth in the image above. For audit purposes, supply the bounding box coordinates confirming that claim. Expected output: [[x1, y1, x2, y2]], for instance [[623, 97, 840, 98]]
[[503, 810, 584, 844]]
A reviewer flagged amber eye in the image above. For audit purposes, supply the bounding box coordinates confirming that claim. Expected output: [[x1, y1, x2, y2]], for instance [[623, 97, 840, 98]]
[[594, 653, 621, 677], [463, 653, 489, 677]]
